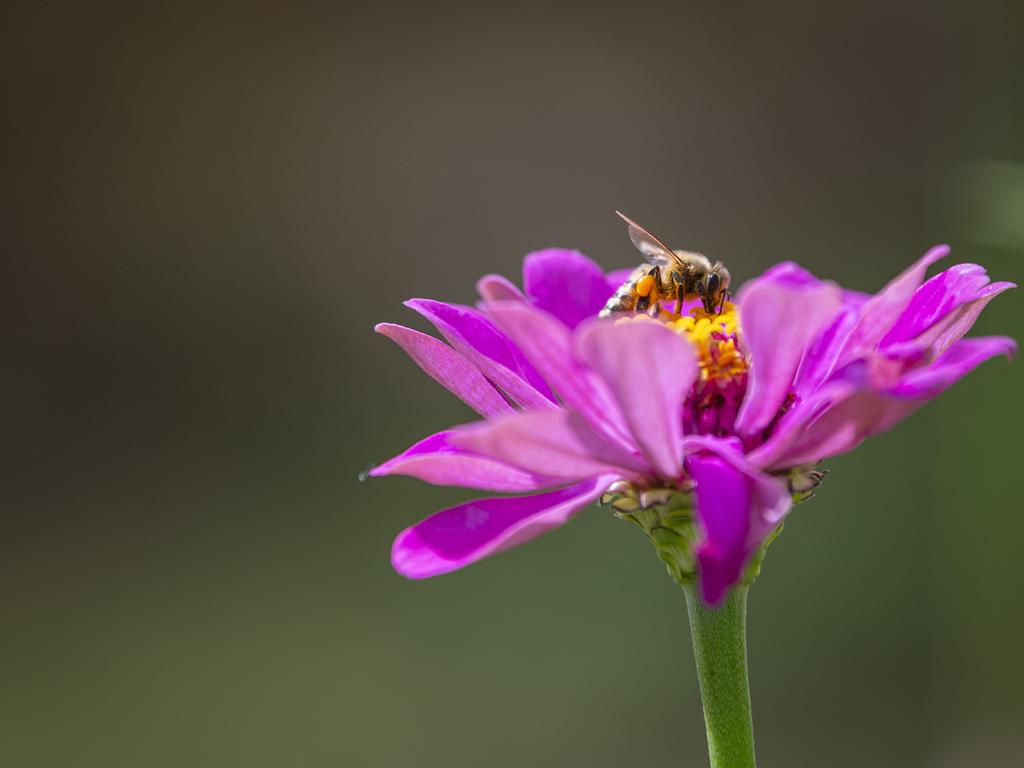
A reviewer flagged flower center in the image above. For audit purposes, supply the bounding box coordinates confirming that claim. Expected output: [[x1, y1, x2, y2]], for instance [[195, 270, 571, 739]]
[[613, 302, 747, 380], [613, 302, 749, 437], [663, 302, 747, 382]]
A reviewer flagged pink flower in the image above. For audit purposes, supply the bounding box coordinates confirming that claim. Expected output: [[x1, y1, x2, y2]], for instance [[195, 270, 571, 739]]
[[372, 245, 1015, 604]]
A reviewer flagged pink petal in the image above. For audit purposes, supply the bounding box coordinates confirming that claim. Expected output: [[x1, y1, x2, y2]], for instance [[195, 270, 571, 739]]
[[749, 261, 828, 288], [392, 477, 613, 579], [405, 299, 556, 410], [451, 409, 651, 481], [575, 319, 698, 481], [734, 264, 843, 435], [887, 336, 1017, 399], [370, 431, 559, 492], [880, 264, 993, 347], [841, 289, 872, 310], [768, 336, 1016, 468], [523, 248, 613, 328], [792, 307, 861, 397], [375, 324, 513, 418], [882, 281, 1015, 361], [923, 282, 1015, 357], [476, 273, 528, 303], [483, 301, 636, 451], [768, 390, 921, 468], [838, 244, 949, 364], [746, 382, 854, 469]]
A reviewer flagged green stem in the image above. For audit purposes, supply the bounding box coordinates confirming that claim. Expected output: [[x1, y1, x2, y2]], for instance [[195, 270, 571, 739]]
[[683, 584, 756, 768]]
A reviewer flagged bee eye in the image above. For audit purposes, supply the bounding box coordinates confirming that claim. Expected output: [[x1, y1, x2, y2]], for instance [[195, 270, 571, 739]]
[[706, 273, 720, 294]]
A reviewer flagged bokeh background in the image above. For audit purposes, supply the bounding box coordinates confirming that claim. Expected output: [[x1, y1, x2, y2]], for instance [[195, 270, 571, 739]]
[[3, 2, 1022, 766]]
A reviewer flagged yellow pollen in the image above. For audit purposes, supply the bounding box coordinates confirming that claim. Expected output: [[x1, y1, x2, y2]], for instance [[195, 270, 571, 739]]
[[611, 302, 746, 380], [666, 301, 747, 381], [635, 274, 656, 297]]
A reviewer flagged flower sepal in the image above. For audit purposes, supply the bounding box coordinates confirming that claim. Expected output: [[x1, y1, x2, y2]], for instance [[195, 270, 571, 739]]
[[786, 463, 828, 504], [603, 482, 700, 589], [606, 473, 822, 596], [741, 468, 823, 587], [740, 522, 784, 587]]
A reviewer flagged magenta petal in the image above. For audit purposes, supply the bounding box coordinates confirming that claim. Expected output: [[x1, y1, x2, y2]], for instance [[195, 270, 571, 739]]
[[575, 320, 698, 481], [887, 336, 1017, 399], [405, 299, 556, 410], [483, 301, 636, 450], [476, 273, 528, 303], [523, 249, 611, 328], [684, 435, 792, 530], [750, 261, 829, 288], [773, 336, 1016, 467], [881, 264, 993, 347], [839, 244, 949, 363], [734, 265, 843, 434], [919, 282, 1015, 357], [687, 453, 750, 605], [376, 324, 513, 418], [841, 288, 872, 309], [683, 437, 791, 605], [370, 431, 559, 492], [882, 281, 1015, 361], [792, 307, 860, 397], [746, 382, 854, 469], [771, 390, 921, 468], [451, 409, 651, 481], [392, 477, 612, 579]]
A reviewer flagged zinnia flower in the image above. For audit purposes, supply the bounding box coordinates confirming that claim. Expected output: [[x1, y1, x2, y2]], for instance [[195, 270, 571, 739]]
[[372, 244, 1015, 604]]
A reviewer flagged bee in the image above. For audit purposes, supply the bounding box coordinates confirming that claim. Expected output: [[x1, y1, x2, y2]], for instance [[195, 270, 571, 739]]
[[600, 211, 731, 317]]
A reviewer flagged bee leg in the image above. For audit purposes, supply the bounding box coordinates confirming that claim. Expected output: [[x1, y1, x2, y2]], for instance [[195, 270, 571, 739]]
[[701, 290, 715, 314], [718, 290, 730, 314], [648, 265, 662, 292], [667, 272, 684, 296], [649, 265, 663, 314]]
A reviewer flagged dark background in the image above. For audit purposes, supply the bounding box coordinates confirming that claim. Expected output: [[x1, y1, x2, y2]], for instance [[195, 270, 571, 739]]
[[3, 2, 1022, 766]]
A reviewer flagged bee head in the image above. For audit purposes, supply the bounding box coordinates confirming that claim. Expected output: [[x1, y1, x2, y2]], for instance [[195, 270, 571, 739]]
[[701, 265, 731, 314], [701, 273, 721, 313]]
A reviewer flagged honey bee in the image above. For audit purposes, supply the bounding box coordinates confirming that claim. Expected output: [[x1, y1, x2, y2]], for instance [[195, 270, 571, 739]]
[[600, 211, 731, 317]]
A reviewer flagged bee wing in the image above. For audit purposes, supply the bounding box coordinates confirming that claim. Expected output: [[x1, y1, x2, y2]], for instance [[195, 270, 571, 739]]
[[615, 211, 682, 267]]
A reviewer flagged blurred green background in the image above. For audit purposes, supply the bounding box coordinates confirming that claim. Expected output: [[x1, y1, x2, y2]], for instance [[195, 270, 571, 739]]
[[3, 2, 1022, 766]]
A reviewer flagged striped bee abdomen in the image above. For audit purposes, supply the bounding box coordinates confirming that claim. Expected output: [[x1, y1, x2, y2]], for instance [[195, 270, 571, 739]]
[[600, 265, 652, 317]]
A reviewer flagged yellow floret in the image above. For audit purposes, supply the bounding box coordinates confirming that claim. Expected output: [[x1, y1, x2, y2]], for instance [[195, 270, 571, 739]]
[[614, 301, 746, 381], [665, 302, 747, 381]]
